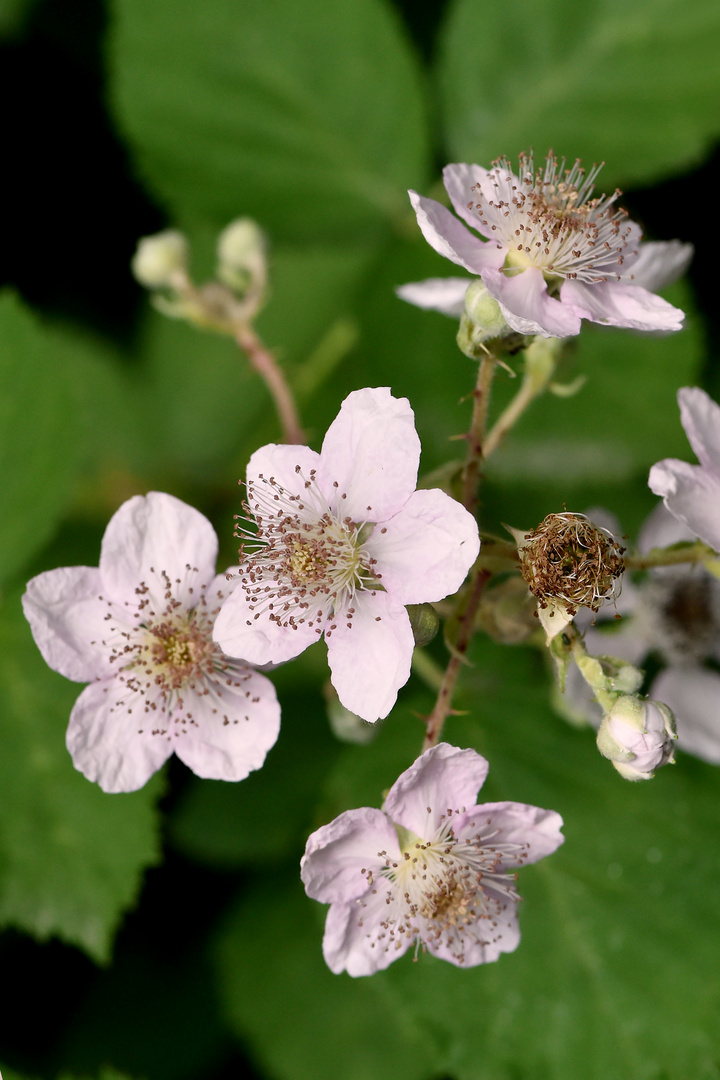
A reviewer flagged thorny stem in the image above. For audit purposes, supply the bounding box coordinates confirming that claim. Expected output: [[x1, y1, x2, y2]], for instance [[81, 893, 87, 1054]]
[[461, 351, 496, 511], [234, 324, 306, 445], [422, 565, 491, 751]]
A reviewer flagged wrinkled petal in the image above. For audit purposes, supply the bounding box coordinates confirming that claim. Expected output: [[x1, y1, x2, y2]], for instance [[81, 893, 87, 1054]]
[[22, 566, 117, 681], [383, 743, 489, 837], [317, 387, 420, 523], [648, 459, 720, 552], [427, 902, 520, 968], [628, 240, 693, 291], [246, 443, 322, 500], [395, 277, 470, 317], [212, 579, 320, 666], [322, 884, 407, 976], [651, 666, 720, 765], [66, 678, 173, 793], [326, 590, 414, 722], [483, 267, 582, 337], [366, 488, 479, 604], [408, 190, 506, 275], [455, 801, 565, 867], [678, 386, 720, 476], [301, 807, 400, 903], [100, 492, 218, 607], [561, 279, 684, 331], [173, 667, 280, 781]]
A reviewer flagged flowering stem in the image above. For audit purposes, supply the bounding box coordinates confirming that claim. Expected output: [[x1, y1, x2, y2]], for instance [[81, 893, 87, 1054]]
[[234, 324, 306, 445], [461, 352, 496, 510], [422, 565, 491, 752], [625, 541, 718, 571], [483, 336, 562, 459]]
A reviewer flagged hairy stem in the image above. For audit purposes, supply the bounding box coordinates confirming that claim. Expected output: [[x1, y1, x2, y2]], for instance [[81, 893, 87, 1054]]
[[234, 324, 305, 445], [460, 352, 496, 510]]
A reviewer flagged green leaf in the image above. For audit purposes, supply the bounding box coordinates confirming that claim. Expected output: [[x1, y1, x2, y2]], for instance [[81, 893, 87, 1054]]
[[110, 0, 429, 242], [332, 638, 720, 1080], [438, 0, 720, 189], [0, 592, 163, 963]]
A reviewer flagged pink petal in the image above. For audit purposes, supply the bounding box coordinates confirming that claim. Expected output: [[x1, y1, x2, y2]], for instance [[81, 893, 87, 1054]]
[[317, 388, 420, 524], [651, 667, 720, 765], [366, 488, 479, 604], [455, 801, 564, 867], [408, 191, 506, 275], [648, 459, 720, 552], [483, 267, 582, 337], [246, 443, 322, 499], [301, 807, 400, 903], [442, 162, 504, 231], [66, 678, 173, 793], [325, 590, 414, 721], [427, 903, 521, 967], [22, 566, 120, 681], [173, 667, 280, 781], [627, 240, 693, 291], [322, 885, 408, 976], [678, 387, 720, 476], [212, 580, 320, 666], [100, 492, 218, 607], [395, 277, 470, 316], [383, 743, 489, 837], [560, 279, 684, 331]]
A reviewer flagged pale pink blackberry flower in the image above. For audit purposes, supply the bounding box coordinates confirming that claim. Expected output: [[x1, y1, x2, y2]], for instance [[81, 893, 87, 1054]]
[[213, 387, 480, 722], [400, 152, 691, 338], [22, 492, 280, 792], [301, 743, 564, 976]]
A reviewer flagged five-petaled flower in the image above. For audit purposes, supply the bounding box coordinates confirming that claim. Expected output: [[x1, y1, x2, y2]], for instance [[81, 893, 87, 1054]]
[[213, 387, 480, 722], [22, 492, 281, 793], [399, 152, 692, 339], [649, 387, 720, 554], [300, 742, 564, 975]]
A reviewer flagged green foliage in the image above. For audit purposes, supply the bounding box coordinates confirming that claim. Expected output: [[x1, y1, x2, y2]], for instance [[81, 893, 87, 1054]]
[[438, 0, 720, 190], [0, 593, 163, 962]]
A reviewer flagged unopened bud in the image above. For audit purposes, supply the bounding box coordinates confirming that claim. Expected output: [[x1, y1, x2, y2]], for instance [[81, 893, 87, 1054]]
[[216, 217, 267, 298], [407, 603, 440, 647], [597, 696, 677, 780], [456, 280, 513, 357], [132, 230, 188, 289]]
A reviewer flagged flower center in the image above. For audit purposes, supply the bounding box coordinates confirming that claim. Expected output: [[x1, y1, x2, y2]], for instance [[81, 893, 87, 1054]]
[[470, 151, 638, 284], [235, 467, 378, 632]]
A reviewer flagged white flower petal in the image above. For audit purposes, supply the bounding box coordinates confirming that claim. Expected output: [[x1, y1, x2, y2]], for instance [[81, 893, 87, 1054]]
[[317, 387, 420, 523], [173, 668, 280, 781], [22, 566, 116, 681], [442, 162, 507, 230], [648, 459, 720, 552], [100, 492, 218, 607], [301, 807, 400, 903], [428, 903, 521, 967], [212, 581, 321, 666], [678, 386, 720, 477], [455, 801, 565, 866], [483, 267, 582, 338], [408, 190, 506, 275], [246, 443, 322, 499], [382, 743, 489, 838], [66, 679, 173, 793], [560, 279, 685, 332], [637, 500, 697, 551], [366, 488, 479, 604], [322, 884, 407, 976], [395, 277, 470, 317], [628, 240, 693, 291], [652, 666, 720, 765], [326, 590, 414, 721]]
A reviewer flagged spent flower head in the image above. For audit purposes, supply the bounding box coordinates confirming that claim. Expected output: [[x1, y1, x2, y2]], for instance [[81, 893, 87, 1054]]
[[22, 493, 280, 793], [400, 151, 692, 339], [301, 743, 564, 975], [213, 387, 480, 721]]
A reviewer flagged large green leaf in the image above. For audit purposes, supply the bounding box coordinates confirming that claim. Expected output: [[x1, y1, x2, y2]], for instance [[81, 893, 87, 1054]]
[[109, 0, 429, 243], [437, 0, 720, 190], [0, 593, 163, 962]]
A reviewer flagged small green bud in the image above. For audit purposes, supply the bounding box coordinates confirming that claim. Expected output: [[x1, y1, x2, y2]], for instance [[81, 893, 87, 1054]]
[[132, 230, 188, 289], [407, 603, 440, 647], [324, 682, 377, 744], [216, 217, 268, 298], [456, 280, 513, 357]]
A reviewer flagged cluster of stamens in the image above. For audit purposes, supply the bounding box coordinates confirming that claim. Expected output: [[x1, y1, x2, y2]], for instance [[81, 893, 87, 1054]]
[[357, 809, 526, 964], [234, 467, 380, 634], [469, 151, 638, 284], [94, 565, 258, 736], [519, 512, 625, 616]]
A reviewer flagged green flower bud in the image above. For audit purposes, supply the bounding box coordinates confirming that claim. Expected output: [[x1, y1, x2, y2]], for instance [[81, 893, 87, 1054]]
[[456, 280, 513, 357], [132, 230, 188, 289], [216, 217, 268, 299], [407, 603, 440, 647]]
